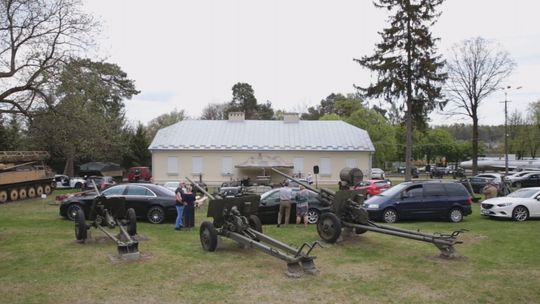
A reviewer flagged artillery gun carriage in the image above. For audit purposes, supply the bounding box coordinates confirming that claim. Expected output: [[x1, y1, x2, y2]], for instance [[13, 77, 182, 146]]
[[73, 181, 140, 260], [272, 168, 467, 258], [186, 177, 321, 278]]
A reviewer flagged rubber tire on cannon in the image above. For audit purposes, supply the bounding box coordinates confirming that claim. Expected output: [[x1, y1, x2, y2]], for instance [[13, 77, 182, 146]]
[[200, 221, 218, 252], [248, 215, 262, 233], [317, 213, 342, 243], [75, 209, 87, 241], [126, 208, 137, 236]]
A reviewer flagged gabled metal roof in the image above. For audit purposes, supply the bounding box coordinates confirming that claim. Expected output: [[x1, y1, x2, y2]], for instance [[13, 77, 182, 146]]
[[149, 120, 375, 152]]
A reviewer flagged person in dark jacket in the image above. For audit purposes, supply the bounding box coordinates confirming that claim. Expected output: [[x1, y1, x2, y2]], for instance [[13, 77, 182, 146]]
[[182, 184, 197, 229]]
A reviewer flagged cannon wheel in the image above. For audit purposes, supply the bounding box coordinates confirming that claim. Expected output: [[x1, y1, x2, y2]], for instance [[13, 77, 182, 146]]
[[75, 210, 87, 241], [200, 221, 218, 252], [317, 213, 342, 243], [355, 228, 367, 234], [248, 215, 262, 233], [126, 208, 137, 236]]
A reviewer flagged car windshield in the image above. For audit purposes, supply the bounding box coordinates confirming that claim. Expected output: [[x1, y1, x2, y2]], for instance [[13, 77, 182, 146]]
[[507, 189, 540, 198], [378, 183, 409, 197]]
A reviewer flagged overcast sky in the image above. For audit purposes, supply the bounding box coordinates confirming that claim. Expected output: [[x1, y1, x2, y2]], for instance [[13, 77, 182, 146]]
[[83, 0, 539, 126]]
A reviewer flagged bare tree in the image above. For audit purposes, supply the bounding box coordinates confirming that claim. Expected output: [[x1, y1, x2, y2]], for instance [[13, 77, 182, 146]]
[[445, 37, 515, 174], [200, 102, 229, 120], [0, 0, 97, 117]]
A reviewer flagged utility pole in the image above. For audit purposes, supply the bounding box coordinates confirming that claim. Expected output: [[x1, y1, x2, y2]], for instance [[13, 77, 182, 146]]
[[501, 86, 522, 176]]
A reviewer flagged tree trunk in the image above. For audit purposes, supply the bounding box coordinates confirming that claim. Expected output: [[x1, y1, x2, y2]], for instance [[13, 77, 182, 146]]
[[63, 154, 75, 177], [472, 116, 479, 175]]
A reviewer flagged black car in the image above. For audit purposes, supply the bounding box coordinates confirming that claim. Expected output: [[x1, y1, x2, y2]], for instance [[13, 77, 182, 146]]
[[363, 180, 472, 223], [257, 188, 331, 225], [59, 183, 177, 224], [460, 177, 493, 194], [512, 173, 540, 188]]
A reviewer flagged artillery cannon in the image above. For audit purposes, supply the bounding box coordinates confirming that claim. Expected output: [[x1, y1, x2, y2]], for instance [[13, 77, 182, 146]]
[[271, 168, 466, 258], [73, 181, 140, 260], [186, 177, 321, 278]]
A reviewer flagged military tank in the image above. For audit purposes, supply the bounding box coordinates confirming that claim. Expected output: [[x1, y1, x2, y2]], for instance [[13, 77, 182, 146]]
[[0, 151, 55, 203]]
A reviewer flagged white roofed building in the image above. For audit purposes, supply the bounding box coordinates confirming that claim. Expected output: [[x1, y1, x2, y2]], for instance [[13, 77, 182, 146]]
[[148, 113, 375, 186]]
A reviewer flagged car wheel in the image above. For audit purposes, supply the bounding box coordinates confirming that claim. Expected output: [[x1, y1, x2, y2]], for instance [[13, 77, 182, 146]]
[[66, 204, 83, 221], [512, 206, 529, 222], [317, 213, 342, 243], [200, 221, 218, 252], [146, 206, 165, 224], [126, 208, 137, 236], [74, 209, 87, 241], [74, 182, 82, 190], [449, 208, 464, 223], [382, 208, 398, 223], [307, 208, 320, 224], [248, 215, 262, 233]]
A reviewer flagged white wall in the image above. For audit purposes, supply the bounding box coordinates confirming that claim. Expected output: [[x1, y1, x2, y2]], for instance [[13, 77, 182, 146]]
[[151, 150, 371, 186]]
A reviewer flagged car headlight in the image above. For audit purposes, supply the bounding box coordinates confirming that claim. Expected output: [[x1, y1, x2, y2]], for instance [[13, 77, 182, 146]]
[[366, 204, 379, 209], [497, 203, 513, 207]]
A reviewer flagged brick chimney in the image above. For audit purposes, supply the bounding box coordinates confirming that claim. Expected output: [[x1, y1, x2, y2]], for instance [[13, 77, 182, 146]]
[[283, 112, 300, 123], [228, 112, 245, 122]]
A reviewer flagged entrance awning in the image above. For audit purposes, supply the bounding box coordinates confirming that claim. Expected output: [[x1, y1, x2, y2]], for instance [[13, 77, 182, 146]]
[[235, 154, 293, 169]]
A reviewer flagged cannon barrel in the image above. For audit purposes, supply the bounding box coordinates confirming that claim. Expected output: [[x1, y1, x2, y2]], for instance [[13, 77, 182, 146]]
[[185, 176, 214, 199], [270, 168, 325, 194]]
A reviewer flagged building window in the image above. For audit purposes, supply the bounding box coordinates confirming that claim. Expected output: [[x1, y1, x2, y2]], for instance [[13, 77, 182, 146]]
[[192, 157, 203, 176], [222, 157, 233, 176], [320, 158, 331, 176], [345, 159, 358, 169], [167, 157, 178, 176], [293, 157, 304, 177]]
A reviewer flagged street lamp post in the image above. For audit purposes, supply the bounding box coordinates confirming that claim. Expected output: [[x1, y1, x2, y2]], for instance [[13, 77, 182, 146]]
[[501, 86, 522, 176]]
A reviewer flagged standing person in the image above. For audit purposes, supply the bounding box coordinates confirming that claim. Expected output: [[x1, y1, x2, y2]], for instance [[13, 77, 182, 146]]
[[182, 184, 197, 229], [277, 182, 292, 227], [306, 173, 314, 185], [482, 182, 498, 200], [174, 181, 186, 231], [295, 185, 309, 227]]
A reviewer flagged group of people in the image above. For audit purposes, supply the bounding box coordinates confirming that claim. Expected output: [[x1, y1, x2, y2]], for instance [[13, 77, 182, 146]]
[[174, 182, 196, 231], [276, 182, 310, 228]]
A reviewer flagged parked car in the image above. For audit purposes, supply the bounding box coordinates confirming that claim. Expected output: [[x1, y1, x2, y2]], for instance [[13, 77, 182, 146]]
[[371, 168, 385, 180], [353, 179, 391, 197], [506, 171, 540, 183], [257, 188, 331, 225], [53, 174, 85, 189], [460, 177, 494, 194], [363, 180, 472, 223], [83, 176, 116, 191], [474, 173, 506, 184], [481, 187, 540, 221], [127, 166, 152, 183], [397, 166, 419, 178], [511, 172, 540, 188], [59, 183, 177, 224]]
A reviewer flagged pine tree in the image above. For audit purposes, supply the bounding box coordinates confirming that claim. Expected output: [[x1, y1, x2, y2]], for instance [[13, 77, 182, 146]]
[[355, 0, 447, 180]]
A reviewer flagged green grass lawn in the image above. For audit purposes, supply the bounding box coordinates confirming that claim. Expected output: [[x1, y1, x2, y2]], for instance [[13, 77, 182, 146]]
[[1, 191, 539, 304]]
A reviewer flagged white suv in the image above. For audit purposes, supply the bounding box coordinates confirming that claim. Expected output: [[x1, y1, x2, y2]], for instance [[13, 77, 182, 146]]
[[371, 168, 385, 180]]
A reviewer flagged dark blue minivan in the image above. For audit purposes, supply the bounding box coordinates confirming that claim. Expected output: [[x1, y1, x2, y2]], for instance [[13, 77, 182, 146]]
[[363, 180, 472, 223]]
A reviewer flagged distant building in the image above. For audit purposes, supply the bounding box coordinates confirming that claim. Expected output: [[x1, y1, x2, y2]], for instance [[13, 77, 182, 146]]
[[148, 113, 375, 185]]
